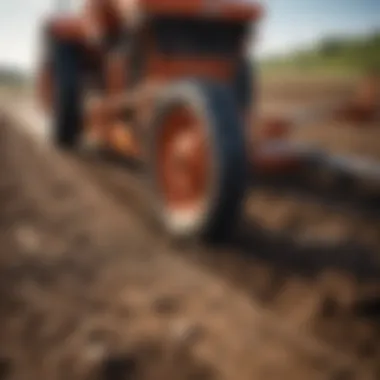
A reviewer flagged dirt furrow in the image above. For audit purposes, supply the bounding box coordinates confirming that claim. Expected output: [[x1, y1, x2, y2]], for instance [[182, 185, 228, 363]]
[[1, 111, 373, 379], [59, 123, 380, 361]]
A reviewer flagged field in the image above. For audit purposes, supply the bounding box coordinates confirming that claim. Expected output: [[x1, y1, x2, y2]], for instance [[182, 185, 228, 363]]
[[0, 75, 379, 380], [260, 31, 380, 78]]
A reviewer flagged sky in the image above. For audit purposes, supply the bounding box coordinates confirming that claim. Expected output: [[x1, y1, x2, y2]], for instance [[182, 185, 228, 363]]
[[0, 0, 379, 72]]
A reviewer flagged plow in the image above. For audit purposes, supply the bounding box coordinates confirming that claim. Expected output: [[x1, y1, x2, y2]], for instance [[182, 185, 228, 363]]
[[36, 0, 380, 243]]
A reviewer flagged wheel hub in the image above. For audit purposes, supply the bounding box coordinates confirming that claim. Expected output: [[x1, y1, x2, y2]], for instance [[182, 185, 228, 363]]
[[158, 106, 209, 212]]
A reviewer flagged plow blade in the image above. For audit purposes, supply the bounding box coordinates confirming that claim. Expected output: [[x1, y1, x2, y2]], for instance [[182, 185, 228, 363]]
[[253, 140, 380, 218], [315, 153, 380, 184]]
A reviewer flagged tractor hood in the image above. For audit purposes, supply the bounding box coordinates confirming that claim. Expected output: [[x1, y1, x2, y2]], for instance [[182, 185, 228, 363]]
[[141, 0, 263, 21]]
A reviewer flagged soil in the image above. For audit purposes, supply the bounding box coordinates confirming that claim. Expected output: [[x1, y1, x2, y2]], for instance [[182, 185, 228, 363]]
[[0, 78, 379, 380]]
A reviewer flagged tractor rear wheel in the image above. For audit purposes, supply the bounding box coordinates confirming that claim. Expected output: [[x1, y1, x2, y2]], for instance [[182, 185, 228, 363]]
[[148, 80, 249, 244], [234, 57, 256, 115], [50, 40, 83, 149]]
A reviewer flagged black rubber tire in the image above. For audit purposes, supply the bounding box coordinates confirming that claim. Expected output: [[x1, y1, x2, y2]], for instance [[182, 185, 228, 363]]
[[234, 57, 256, 115], [148, 79, 249, 244], [51, 40, 83, 149]]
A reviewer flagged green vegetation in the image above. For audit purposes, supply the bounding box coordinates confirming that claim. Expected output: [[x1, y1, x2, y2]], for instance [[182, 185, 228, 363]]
[[0, 66, 30, 95], [260, 30, 380, 78], [0, 66, 27, 85]]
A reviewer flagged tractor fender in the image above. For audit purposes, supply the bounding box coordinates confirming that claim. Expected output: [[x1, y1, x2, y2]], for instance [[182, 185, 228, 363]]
[[43, 15, 87, 44]]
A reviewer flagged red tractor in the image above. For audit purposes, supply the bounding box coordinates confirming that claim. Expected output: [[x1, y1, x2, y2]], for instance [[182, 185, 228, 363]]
[[37, 0, 262, 243]]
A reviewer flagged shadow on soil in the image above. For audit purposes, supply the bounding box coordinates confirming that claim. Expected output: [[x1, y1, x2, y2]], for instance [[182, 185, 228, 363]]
[[216, 219, 380, 321], [231, 219, 380, 281]]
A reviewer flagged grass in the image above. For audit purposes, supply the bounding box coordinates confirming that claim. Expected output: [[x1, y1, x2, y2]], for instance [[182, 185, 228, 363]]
[[260, 30, 380, 80]]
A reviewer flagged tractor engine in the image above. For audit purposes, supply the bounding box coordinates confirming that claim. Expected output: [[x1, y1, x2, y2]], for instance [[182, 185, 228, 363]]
[[140, 0, 261, 82]]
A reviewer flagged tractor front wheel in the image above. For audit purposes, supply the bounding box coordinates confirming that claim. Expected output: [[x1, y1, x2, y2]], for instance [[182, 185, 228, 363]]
[[148, 80, 249, 244], [50, 40, 83, 149]]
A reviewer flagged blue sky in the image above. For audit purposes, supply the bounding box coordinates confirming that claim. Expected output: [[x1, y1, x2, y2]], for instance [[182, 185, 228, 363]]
[[258, 0, 380, 56], [0, 0, 379, 71]]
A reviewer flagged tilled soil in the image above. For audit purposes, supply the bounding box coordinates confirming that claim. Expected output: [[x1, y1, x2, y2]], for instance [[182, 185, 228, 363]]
[[0, 82, 380, 379]]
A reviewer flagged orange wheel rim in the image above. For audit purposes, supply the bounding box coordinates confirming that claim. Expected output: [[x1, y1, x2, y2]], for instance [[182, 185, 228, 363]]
[[157, 105, 210, 214]]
